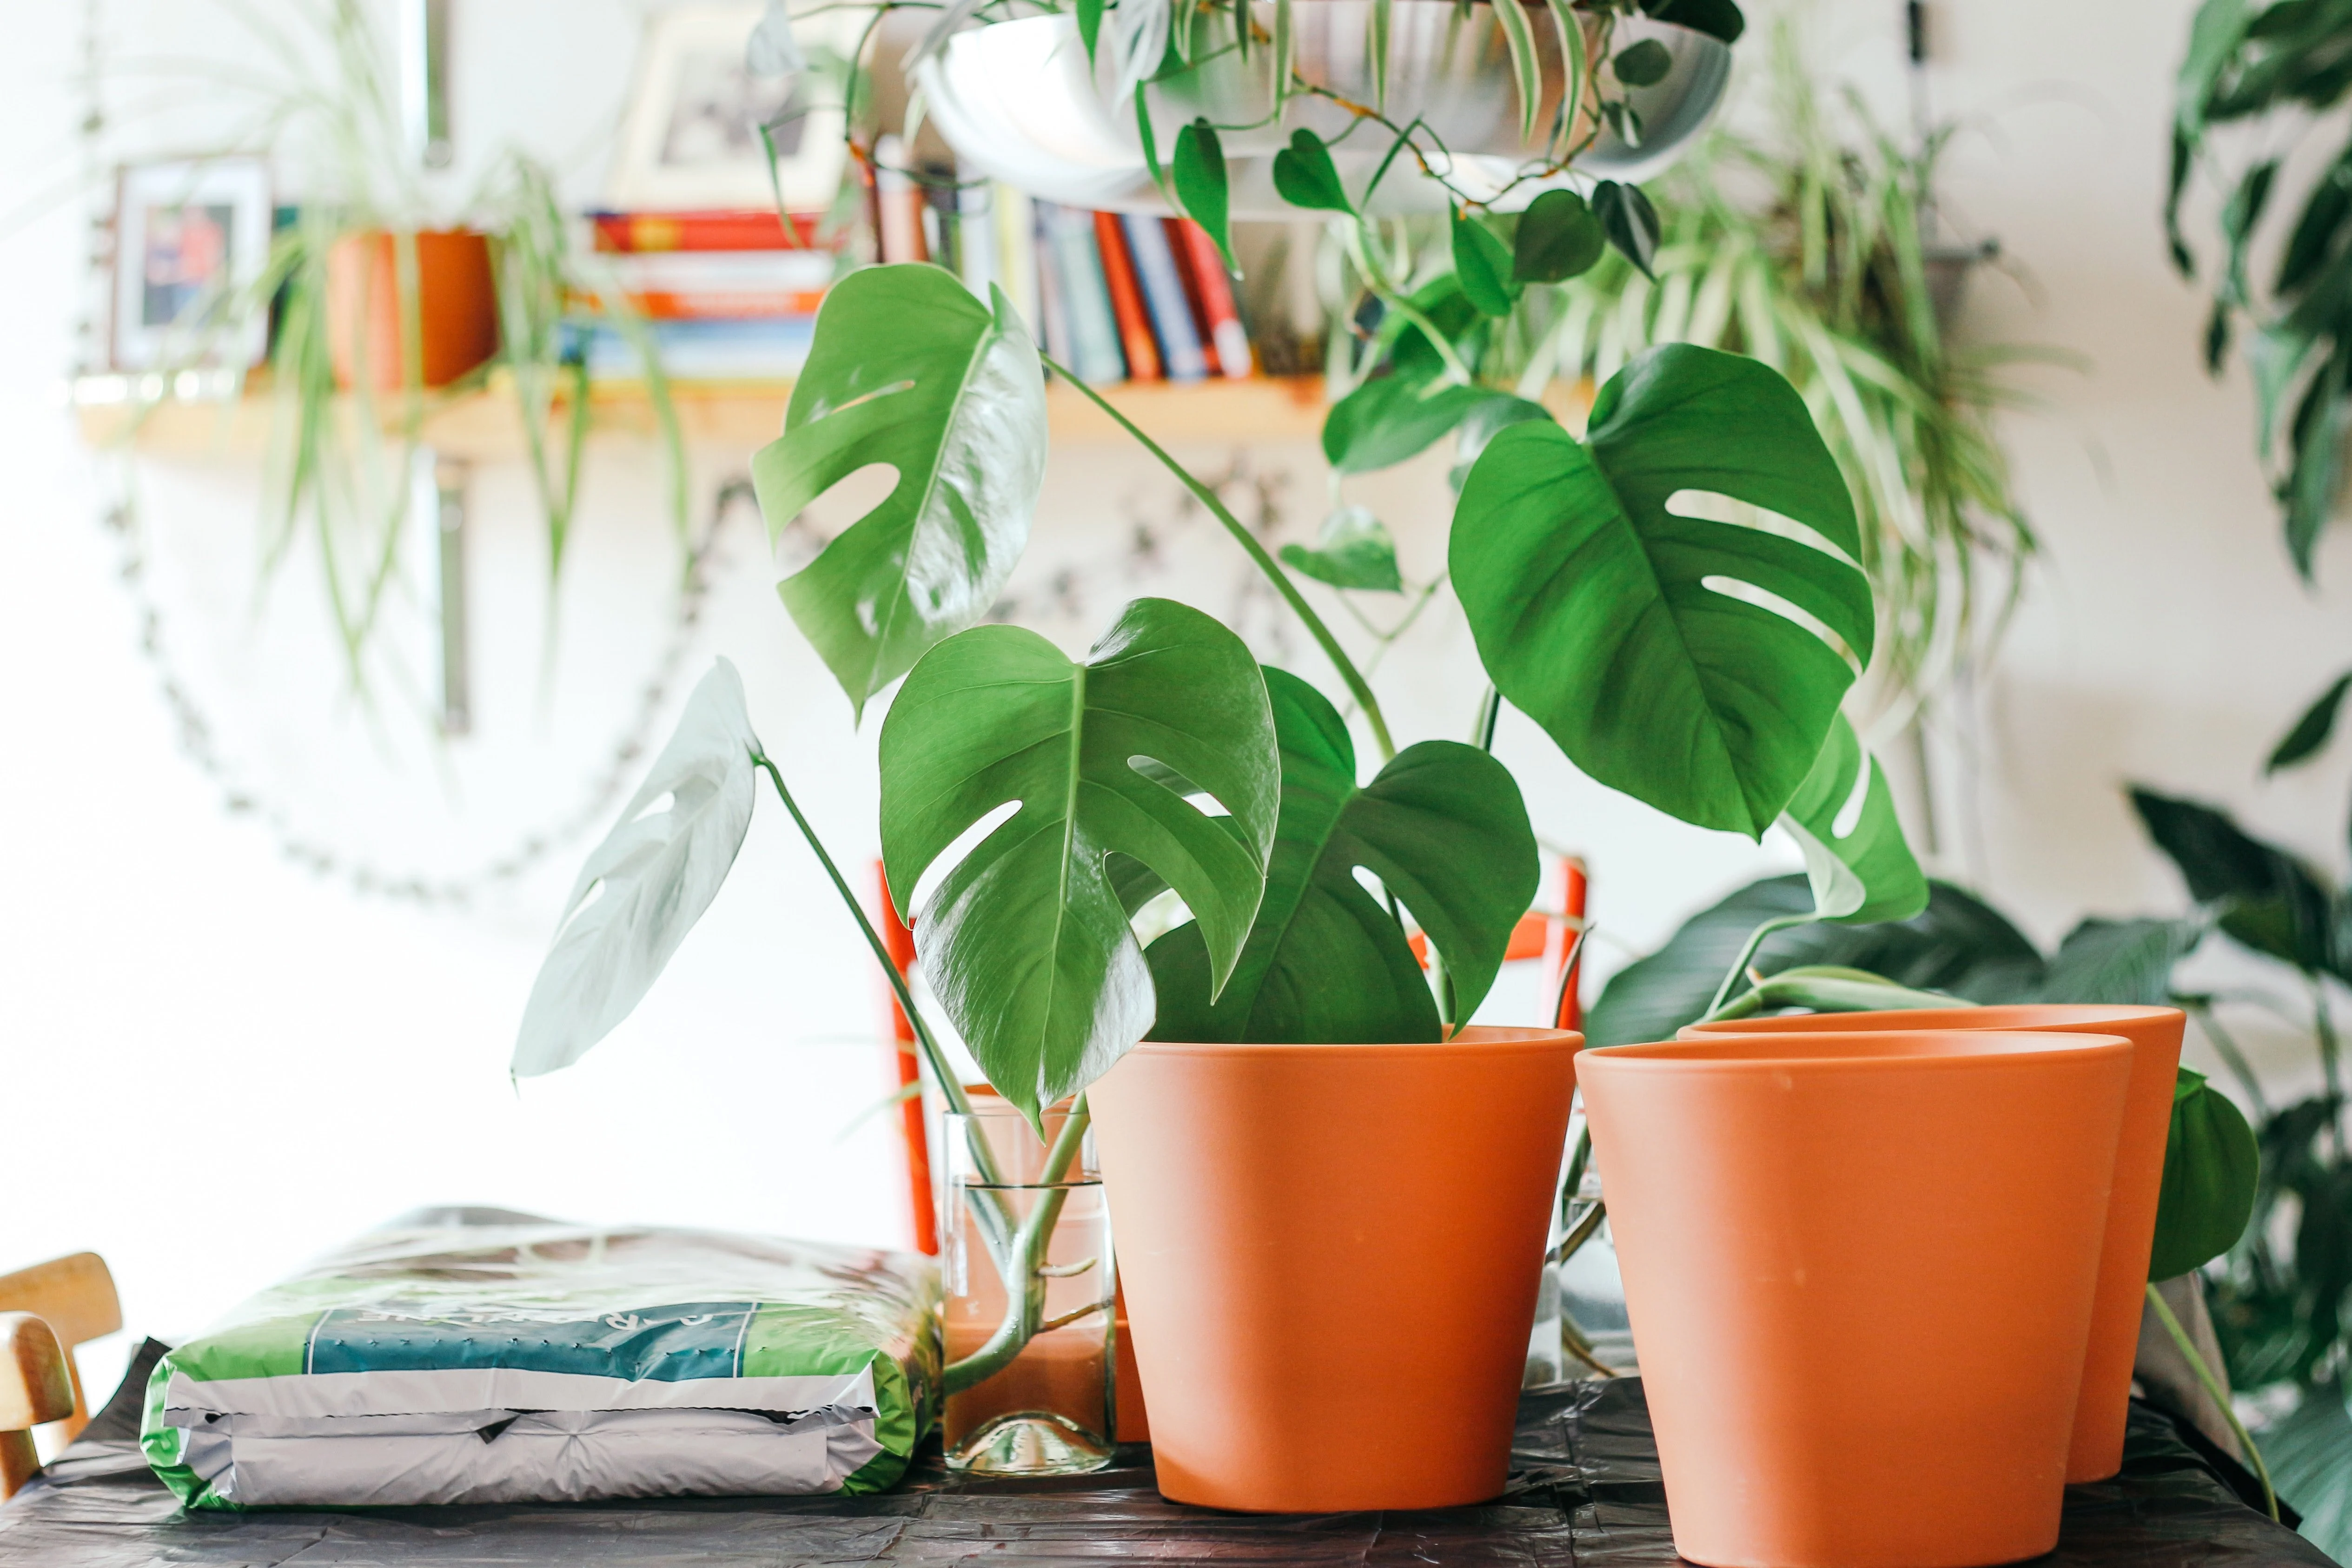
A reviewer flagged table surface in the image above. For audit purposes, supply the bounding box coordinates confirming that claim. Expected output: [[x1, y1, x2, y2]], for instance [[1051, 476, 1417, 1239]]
[[0, 1338, 2328, 1567]]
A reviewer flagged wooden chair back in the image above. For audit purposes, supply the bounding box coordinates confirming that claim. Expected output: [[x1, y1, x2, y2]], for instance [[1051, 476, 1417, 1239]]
[[0, 1254, 122, 1446], [0, 1313, 75, 1500]]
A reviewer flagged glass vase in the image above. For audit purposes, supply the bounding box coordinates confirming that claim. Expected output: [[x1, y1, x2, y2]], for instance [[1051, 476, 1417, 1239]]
[[938, 1098, 1117, 1475]]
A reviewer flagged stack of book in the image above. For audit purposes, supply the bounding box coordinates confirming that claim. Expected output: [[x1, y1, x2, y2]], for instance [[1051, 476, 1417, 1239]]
[[577, 208, 836, 380]]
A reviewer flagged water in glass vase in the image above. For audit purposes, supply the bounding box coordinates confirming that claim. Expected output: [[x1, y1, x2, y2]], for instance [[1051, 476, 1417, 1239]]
[[939, 1096, 1117, 1475]]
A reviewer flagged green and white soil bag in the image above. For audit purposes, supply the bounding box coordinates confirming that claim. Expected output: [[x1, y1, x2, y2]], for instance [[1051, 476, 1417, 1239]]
[[141, 1211, 940, 1508]]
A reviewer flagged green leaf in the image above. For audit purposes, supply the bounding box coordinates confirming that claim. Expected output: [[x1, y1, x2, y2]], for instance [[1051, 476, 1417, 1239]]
[[2268, 671, 2352, 773], [1644, 0, 1742, 44], [1513, 189, 1606, 283], [1145, 668, 1537, 1042], [1280, 505, 1403, 592], [1451, 205, 1521, 318], [2038, 916, 2204, 1006], [2150, 1066, 2260, 1280], [1447, 393, 1554, 490], [877, 597, 1280, 1123], [2130, 786, 2335, 973], [1545, 0, 1588, 156], [1585, 873, 2047, 1047], [1272, 0, 1295, 107], [1490, 0, 1544, 142], [1777, 712, 1928, 925], [1270, 128, 1352, 213], [514, 660, 762, 1077], [754, 265, 1045, 718], [1173, 119, 1237, 273], [1613, 38, 1671, 87], [1323, 375, 1492, 472], [1076, 0, 1106, 58], [1368, 0, 1391, 111], [2265, 1390, 2352, 1561], [1592, 179, 1660, 277], [1452, 344, 1873, 837]]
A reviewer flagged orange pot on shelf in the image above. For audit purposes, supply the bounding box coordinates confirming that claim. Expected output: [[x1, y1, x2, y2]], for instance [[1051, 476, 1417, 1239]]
[[1681, 1003, 2185, 1483], [1086, 1026, 1580, 1512], [1580, 1030, 2132, 1568], [325, 229, 499, 391]]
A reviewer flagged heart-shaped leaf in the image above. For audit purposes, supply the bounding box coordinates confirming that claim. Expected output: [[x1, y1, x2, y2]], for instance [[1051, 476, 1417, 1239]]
[[1592, 179, 1660, 277], [753, 265, 1046, 719], [1778, 712, 1926, 924], [1452, 205, 1521, 318], [1174, 119, 1237, 273], [1272, 128, 1352, 213], [1452, 344, 1872, 837], [1281, 506, 1403, 592], [514, 661, 762, 1077], [1145, 668, 1537, 1042], [2150, 1066, 2260, 1280], [878, 598, 1279, 1123], [1513, 190, 1606, 283], [1323, 375, 1496, 472], [1613, 38, 1672, 86]]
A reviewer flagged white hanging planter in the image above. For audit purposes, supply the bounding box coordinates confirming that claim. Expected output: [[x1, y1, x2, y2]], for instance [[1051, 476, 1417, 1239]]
[[917, 4, 1731, 217]]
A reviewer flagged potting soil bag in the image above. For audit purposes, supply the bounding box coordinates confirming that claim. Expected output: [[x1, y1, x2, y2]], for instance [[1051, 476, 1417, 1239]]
[[140, 1208, 941, 1508]]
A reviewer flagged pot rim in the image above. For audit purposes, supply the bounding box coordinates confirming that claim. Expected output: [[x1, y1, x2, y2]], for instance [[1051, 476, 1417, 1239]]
[[1582, 1028, 2132, 1074], [1124, 1024, 1581, 1059], [1681, 1002, 2181, 1036]]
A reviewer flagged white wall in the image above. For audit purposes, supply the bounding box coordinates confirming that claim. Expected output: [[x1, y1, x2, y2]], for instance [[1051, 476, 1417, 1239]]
[[2, 0, 2341, 1409]]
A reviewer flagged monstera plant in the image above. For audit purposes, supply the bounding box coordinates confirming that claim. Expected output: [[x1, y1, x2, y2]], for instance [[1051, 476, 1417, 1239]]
[[509, 258, 1921, 1393]]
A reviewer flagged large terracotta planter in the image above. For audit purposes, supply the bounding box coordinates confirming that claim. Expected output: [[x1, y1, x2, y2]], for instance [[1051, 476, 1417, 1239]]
[[1579, 1030, 2132, 1568], [1682, 1004, 2184, 1482], [1087, 1026, 1579, 1511], [326, 229, 499, 391]]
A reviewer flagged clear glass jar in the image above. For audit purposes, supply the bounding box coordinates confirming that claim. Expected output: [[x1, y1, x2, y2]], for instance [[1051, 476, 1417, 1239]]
[[938, 1097, 1117, 1475]]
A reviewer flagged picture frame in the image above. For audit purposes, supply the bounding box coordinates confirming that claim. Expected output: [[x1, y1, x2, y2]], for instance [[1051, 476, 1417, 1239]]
[[606, 4, 858, 213], [111, 157, 272, 372]]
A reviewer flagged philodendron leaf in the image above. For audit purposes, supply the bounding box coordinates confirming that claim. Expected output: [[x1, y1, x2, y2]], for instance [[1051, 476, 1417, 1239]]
[[1592, 180, 1660, 276], [1644, 0, 1743, 43], [1323, 375, 1495, 473], [514, 660, 762, 1077], [2149, 1066, 2260, 1280], [1777, 712, 1926, 925], [878, 597, 1279, 1123], [1281, 505, 1403, 592], [1452, 343, 1873, 836], [1613, 38, 1672, 86], [1272, 129, 1352, 212], [1513, 189, 1605, 283], [2267, 669, 2352, 773], [1452, 205, 1521, 318], [1146, 668, 1537, 1042], [753, 265, 1045, 718], [1174, 119, 1237, 273]]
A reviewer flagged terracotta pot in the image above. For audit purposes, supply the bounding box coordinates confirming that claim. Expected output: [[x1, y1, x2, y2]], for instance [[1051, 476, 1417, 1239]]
[[325, 229, 499, 391], [1681, 1004, 2184, 1483], [1579, 1030, 2132, 1568], [1087, 1026, 1580, 1511], [1113, 1279, 1148, 1443]]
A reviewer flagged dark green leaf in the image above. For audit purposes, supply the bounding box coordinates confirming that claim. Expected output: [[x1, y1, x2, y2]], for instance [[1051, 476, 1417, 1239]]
[[2150, 1066, 2260, 1279], [1592, 180, 1660, 277], [2277, 153, 2352, 297], [1614, 38, 1672, 86], [1384, 274, 1488, 385], [2221, 158, 2279, 304], [515, 661, 762, 1077], [1280, 506, 1404, 592], [1174, 118, 1237, 273], [1584, 874, 2048, 1047], [1643, 0, 1742, 43], [2038, 917, 2204, 1005], [2130, 786, 2335, 971], [1146, 668, 1537, 1042], [2282, 344, 2348, 581], [1513, 190, 1606, 283], [1778, 712, 1928, 924], [2268, 671, 2352, 772], [878, 598, 1279, 1123], [1452, 205, 1521, 317], [1270, 128, 1352, 213], [754, 265, 1045, 717], [2263, 1390, 2352, 1560], [1452, 344, 1872, 836], [1323, 375, 1491, 472]]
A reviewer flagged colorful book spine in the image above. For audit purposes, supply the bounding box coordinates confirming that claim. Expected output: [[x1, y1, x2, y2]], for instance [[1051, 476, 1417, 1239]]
[[1041, 203, 1127, 384], [1032, 203, 1076, 371], [590, 210, 820, 252], [1119, 213, 1208, 383], [1173, 218, 1254, 379], [1093, 211, 1163, 382], [994, 185, 1041, 339]]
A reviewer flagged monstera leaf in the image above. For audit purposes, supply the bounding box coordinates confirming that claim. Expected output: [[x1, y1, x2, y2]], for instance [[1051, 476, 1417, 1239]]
[[1778, 712, 1926, 925], [753, 264, 1046, 718], [1146, 668, 1537, 1043], [878, 598, 1279, 1123], [514, 661, 762, 1077], [1452, 344, 1873, 836]]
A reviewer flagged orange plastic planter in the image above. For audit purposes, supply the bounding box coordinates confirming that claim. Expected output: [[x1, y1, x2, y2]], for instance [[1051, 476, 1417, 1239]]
[[1682, 1004, 2184, 1482], [1579, 1031, 2132, 1568], [325, 229, 499, 391], [1087, 1026, 1580, 1511]]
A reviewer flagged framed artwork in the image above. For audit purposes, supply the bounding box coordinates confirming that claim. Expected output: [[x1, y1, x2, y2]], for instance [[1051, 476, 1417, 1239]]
[[112, 158, 272, 371], [606, 4, 857, 212]]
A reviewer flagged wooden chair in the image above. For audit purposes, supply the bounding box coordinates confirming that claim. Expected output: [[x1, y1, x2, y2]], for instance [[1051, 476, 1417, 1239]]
[[0, 1254, 122, 1500]]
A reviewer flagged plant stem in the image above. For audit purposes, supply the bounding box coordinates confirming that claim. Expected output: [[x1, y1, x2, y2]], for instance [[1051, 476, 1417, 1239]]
[[1039, 353, 1399, 762], [2145, 1282, 2277, 1521], [943, 1096, 1095, 1393], [1706, 914, 1815, 1015]]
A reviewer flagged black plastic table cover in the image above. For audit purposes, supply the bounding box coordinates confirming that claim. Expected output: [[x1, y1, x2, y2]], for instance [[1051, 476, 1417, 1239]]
[[1, 1337, 2330, 1567]]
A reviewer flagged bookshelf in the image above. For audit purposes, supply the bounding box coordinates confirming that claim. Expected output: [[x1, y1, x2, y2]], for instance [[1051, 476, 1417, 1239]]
[[70, 371, 1339, 461]]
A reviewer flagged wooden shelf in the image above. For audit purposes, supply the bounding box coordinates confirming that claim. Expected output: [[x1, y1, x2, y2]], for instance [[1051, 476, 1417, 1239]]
[[70, 371, 1337, 460]]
